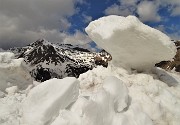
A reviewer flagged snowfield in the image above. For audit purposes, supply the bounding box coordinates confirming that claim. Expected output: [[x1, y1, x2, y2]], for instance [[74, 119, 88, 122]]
[[85, 15, 176, 71], [0, 15, 180, 125]]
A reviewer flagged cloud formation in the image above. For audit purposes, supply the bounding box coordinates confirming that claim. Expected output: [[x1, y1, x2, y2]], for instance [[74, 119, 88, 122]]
[[104, 0, 180, 40], [137, 1, 161, 22], [0, 0, 88, 49], [105, 0, 180, 22]]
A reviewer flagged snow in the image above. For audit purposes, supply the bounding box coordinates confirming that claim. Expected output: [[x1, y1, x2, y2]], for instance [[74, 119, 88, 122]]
[[5, 86, 18, 95], [78, 66, 180, 125], [0, 93, 25, 125], [85, 15, 176, 71], [51, 110, 81, 125], [0, 65, 180, 125], [103, 76, 128, 112], [0, 52, 32, 92], [0, 91, 5, 98], [22, 77, 79, 125]]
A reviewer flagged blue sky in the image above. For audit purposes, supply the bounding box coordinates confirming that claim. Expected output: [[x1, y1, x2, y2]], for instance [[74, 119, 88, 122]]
[[0, 0, 179, 49], [68, 0, 180, 39]]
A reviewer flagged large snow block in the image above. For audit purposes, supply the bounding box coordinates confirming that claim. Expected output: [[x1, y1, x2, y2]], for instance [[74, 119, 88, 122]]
[[85, 15, 176, 71], [22, 78, 79, 125], [0, 52, 32, 91]]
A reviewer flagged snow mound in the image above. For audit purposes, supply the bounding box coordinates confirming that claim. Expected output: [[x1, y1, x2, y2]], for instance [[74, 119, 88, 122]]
[[75, 75, 152, 125], [22, 77, 79, 125], [79, 66, 180, 125], [103, 76, 128, 112], [0, 93, 25, 125], [51, 110, 81, 125], [0, 52, 32, 92], [85, 15, 176, 71], [1, 65, 180, 125]]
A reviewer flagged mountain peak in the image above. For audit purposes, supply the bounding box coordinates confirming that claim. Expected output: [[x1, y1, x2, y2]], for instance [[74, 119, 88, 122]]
[[28, 39, 51, 47], [10, 40, 112, 82]]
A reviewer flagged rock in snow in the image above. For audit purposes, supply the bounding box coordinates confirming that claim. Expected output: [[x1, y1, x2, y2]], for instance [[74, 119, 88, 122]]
[[85, 15, 176, 71], [22, 78, 79, 125]]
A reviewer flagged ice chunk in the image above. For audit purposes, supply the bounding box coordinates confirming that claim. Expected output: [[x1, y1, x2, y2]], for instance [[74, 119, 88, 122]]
[[5, 86, 18, 95], [0, 52, 32, 91], [85, 15, 176, 71], [22, 78, 79, 125], [103, 76, 129, 112]]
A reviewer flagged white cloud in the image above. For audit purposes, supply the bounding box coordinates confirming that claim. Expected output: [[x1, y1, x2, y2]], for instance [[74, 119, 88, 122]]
[[154, 25, 166, 33], [104, 4, 135, 16], [63, 30, 94, 50], [63, 30, 92, 45], [154, 24, 180, 40], [120, 0, 138, 6], [0, 0, 82, 49], [169, 33, 180, 40], [105, 0, 180, 23], [171, 6, 180, 16], [105, 0, 161, 22], [82, 14, 92, 23], [137, 1, 161, 22], [156, 0, 180, 16]]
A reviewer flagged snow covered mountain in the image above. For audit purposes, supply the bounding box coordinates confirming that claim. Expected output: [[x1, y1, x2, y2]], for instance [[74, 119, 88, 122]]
[[10, 39, 111, 82]]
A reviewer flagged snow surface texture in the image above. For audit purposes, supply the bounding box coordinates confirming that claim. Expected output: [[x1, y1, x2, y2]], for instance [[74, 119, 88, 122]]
[[0, 52, 32, 92], [22, 78, 79, 125], [85, 15, 176, 71], [1, 65, 180, 125], [79, 66, 180, 125]]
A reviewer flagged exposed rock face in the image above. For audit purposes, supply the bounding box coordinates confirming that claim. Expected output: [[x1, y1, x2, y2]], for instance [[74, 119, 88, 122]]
[[156, 40, 180, 72], [10, 39, 111, 82]]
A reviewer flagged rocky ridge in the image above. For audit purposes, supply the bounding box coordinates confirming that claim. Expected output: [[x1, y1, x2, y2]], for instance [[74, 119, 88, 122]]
[[10, 39, 112, 82]]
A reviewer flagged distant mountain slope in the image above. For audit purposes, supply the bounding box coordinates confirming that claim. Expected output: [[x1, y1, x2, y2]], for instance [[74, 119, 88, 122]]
[[10, 39, 112, 82]]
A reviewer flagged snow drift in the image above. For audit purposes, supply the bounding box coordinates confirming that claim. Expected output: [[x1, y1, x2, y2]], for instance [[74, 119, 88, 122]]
[[0, 52, 32, 92], [85, 15, 176, 71]]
